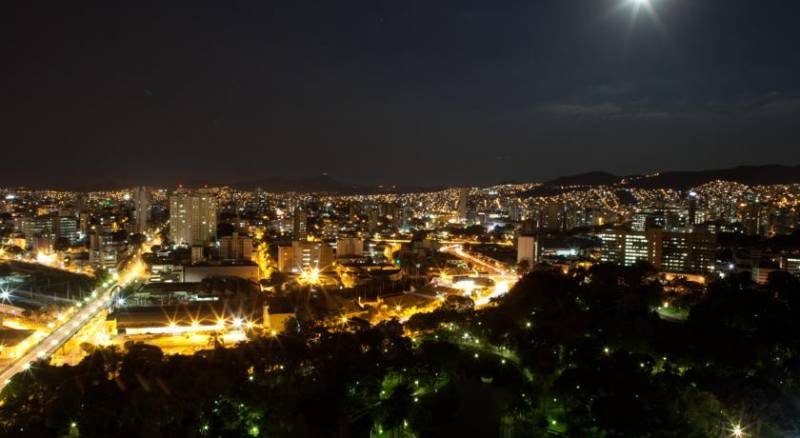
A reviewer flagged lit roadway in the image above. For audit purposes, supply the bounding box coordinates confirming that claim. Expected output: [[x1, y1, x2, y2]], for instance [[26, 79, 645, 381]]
[[374, 237, 514, 247], [439, 244, 519, 306], [0, 253, 141, 390], [439, 244, 511, 277]]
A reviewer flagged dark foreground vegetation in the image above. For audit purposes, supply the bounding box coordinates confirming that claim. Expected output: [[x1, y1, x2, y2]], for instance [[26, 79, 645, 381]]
[[2, 264, 800, 437]]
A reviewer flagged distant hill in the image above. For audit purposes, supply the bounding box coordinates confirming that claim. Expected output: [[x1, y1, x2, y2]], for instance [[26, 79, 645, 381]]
[[543, 171, 620, 187], [626, 165, 800, 190], [6, 164, 799, 194], [524, 164, 800, 196], [237, 164, 800, 195]]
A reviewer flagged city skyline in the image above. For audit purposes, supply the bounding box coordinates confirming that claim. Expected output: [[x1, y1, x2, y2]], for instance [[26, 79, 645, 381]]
[[2, 173, 800, 435], [3, 1, 800, 189]]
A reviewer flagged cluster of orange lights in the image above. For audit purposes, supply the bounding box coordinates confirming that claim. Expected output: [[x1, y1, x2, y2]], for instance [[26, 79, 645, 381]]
[[129, 318, 254, 336], [162, 315, 256, 332]]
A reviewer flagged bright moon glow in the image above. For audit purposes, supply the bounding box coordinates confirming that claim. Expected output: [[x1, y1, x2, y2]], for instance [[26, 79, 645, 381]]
[[624, 0, 666, 36]]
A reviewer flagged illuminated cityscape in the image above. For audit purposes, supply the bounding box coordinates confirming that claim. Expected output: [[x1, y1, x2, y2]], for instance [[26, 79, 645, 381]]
[[1, 174, 800, 435], [2, 0, 800, 436]]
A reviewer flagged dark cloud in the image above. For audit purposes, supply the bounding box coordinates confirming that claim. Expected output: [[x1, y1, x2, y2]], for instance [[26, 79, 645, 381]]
[[536, 103, 624, 117]]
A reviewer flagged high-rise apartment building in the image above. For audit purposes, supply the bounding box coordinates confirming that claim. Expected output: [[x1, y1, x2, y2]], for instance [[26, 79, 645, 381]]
[[367, 208, 379, 233], [598, 230, 626, 265], [687, 191, 699, 226], [169, 189, 217, 246], [517, 235, 538, 269], [54, 216, 79, 244], [541, 202, 566, 231], [457, 188, 469, 220], [623, 232, 649, 267], [133, 186, 151, 234], [293, 210, 307, 239]]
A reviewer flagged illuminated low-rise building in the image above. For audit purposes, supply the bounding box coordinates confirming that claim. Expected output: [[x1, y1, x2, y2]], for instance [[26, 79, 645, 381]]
[[752, 262, 779, 285], [781, 256, 800, 276], [109, 297, 295, 336], [219, 232, 253, 261], [597, 230, 649, 267], [623, 232, 648, 266], [278, 240, 334, 273], [183, 261, 260, 282], [336, 237, 364, 257], [647, 228, 716, 274], [597, 230, 626, 264]]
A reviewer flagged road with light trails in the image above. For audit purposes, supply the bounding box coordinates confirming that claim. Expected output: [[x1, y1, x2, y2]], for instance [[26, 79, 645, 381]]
[[0, 252, 141, 390], [439, 244, 519, 306], [440, 244, 512, 277], [374, 238, 514, 247]]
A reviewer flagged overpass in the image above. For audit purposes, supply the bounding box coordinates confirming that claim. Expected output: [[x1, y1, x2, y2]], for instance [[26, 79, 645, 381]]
[[0, 282, 120, 388], [439, 244, 512, 277], [439, 244, 518, 307], [0, 250, 142, 390]]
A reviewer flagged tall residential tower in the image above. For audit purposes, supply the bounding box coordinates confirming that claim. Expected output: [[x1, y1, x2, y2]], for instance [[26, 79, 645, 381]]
[[169, 189, 217, 246], [133, 186, 151, 234]]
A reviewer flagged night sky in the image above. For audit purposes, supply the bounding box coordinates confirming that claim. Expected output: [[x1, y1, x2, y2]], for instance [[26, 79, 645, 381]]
[[2, 1, 799, 189]]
